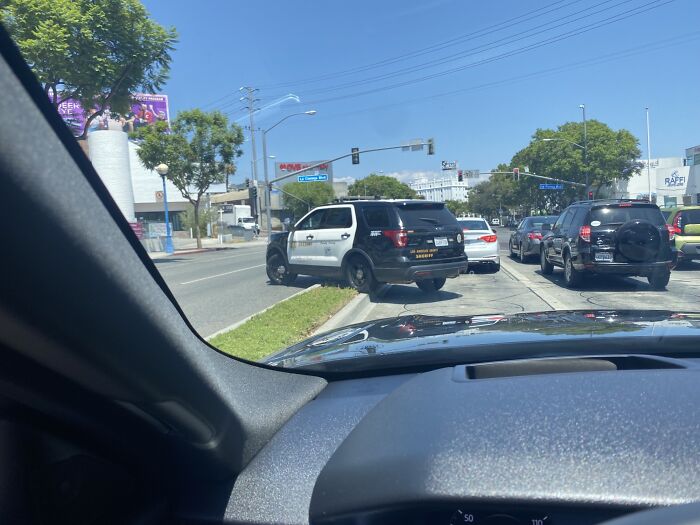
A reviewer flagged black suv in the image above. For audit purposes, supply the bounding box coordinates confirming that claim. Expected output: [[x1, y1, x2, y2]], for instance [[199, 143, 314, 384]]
[[266, 200, 468, 293], [540, 199, 675, 290]]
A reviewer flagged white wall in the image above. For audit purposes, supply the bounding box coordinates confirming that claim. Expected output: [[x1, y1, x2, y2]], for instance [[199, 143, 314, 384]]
[[128, 142, 187, 204], [88, 130, 136, 221]]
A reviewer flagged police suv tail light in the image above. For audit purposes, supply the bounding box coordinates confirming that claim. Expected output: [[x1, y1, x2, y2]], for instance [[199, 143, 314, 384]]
[[383, 229, 408, 248], [579, 225, 591, 242]]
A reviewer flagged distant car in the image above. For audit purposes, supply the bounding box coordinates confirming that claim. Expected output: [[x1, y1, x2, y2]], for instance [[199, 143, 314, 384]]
[[491, 218, 500, 226], [540, 199, 675, 290], [509, 215, 559, 263], [457, 217, 500, 272], [665, 206, 700, 267]]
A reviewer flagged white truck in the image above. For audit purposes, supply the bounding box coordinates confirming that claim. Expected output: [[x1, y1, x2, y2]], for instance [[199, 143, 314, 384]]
[[221, 204, 258, 233]]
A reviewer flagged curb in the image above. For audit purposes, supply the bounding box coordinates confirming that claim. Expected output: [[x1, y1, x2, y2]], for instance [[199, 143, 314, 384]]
[[205, 284, 321, 341], [312, 284, 390, 336]]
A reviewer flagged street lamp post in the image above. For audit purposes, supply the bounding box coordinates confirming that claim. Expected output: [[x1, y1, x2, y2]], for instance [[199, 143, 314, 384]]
[[262, 110, 316, 240], [579, 104, 588, 197], [155, 163, 174, 255]]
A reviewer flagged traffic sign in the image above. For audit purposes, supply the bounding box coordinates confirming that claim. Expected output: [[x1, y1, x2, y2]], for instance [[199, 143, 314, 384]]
[[539, 183, 564, 190], [441, 160, 457, 170], [298, 174, 329, 182]]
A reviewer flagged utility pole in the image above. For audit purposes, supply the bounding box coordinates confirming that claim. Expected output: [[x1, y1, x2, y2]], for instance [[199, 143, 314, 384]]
[[240, 87, 260, 186], [646, 107, 653, 202], [579, 104, 588, 198]]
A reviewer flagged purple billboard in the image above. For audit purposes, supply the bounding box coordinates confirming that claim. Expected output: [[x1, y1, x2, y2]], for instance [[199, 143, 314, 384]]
[[56, 93, 170, 136]]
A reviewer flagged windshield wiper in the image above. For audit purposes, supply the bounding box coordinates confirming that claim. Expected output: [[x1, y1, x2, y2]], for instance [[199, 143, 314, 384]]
[[418, 217, 439, 223]]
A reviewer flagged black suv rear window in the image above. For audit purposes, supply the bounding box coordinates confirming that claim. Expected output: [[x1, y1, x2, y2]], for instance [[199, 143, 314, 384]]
[[590, 205, 665, 227], [396, 203, 457, 228]]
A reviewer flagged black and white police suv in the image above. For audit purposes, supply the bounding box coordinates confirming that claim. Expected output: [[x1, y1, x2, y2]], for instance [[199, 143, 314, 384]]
[[266, 200, 468, 293]]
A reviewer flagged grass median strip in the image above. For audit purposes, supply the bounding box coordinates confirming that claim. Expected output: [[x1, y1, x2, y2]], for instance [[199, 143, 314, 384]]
[[209, 285, 358, 361]]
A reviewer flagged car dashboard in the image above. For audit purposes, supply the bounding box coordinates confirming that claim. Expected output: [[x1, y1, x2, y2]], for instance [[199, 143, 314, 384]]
[[212, 354, 700, 525]]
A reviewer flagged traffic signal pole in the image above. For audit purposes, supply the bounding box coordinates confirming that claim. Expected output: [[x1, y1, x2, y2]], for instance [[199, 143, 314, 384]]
[[269, 140, 434, 185]]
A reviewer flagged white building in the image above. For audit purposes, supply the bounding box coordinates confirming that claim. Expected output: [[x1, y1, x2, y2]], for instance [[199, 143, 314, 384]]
[[409, 175, 472, 202], [612, 147, 700, 207]]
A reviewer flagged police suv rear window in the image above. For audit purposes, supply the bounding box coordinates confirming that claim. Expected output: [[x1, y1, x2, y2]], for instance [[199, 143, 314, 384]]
[[396, 204, 457, 229], [590, 205, 665, 227], [363, 207, 391, 228]]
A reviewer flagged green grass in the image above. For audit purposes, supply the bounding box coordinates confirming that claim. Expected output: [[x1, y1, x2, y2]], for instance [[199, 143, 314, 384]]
[[209, 285, 358, 361]]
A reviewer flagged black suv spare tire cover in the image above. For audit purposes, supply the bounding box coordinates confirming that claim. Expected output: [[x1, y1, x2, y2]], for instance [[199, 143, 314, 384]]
[[615, 219, 661, 262]]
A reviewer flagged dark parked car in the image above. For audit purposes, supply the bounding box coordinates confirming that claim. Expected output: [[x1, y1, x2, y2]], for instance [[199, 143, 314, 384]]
[[508, 215, 559, 262], [540, 200, 675, 290]]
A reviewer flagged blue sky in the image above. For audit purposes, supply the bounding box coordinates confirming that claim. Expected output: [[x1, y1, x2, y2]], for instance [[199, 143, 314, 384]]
[[142, 0, 700, 185]]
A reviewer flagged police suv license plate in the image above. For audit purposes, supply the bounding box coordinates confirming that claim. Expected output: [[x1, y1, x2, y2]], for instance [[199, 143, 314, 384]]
[[434, 237, 449, 247], [595, 252, 613, 262]]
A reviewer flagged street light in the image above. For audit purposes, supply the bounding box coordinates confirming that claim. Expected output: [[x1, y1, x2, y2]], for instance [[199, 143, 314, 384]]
[[155, 163, 174, 255], [262, 110, 317, 240], [579, 104, 588, 197]]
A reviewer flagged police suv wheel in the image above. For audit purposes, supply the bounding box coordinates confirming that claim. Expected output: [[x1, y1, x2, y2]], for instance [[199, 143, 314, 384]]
[[267, 253, 297, 285], [345, 256, 376, 294]]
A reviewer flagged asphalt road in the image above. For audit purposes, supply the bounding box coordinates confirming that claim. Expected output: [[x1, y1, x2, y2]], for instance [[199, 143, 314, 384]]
[[153, 244, 321, 338], [362, 226, 700, 322], [155, 229, 700, 339]]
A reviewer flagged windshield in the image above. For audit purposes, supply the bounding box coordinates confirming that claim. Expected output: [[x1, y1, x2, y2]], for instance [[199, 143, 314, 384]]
[[3, 0, 699, 372], [527, 216, 559, 229]]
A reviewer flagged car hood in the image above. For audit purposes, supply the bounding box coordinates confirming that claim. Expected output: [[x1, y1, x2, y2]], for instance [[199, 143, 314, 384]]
[[263, 310, 700, 372]]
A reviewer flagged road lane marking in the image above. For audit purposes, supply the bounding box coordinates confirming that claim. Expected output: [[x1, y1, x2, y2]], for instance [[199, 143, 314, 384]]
[[500, 257, 570, 310], [157, 250, 266, 269], [179, 263, 266, 285]]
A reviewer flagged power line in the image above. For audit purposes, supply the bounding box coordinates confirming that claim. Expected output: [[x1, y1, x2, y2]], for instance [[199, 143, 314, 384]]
[[310, 30, 700, 121], [275, 0, 633, 98], [302, 0, 674, 105], [257, 0, 582, 90]]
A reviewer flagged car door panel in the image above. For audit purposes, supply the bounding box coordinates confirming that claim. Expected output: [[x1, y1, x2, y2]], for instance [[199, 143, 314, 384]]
[[551, 211, 570, 263], [314, 206, 357, 267], [288, 209, 326, 266]]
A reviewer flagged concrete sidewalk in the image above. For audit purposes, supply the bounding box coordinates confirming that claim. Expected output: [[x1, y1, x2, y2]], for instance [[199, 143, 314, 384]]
[[148, 237, 268, 259]]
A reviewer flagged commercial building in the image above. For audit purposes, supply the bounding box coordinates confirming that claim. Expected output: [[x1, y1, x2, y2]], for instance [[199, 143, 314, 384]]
[[409, 175, 472, 202], [612, 146, 700, 207]]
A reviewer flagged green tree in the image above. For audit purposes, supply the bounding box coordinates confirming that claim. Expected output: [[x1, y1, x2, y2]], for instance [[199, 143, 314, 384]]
[[282, 182, 335, 220], [134, 110, 244, 248], [348, 173, 417, 199], [444, 200, 469, 217], [511, 120, 641, 211], [467, 167, 519, 218], [181, 204, 217, 238], [1, 0, 177, 138]]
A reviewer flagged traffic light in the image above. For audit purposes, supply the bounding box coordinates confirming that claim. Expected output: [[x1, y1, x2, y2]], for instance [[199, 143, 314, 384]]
[[351, 147, 360, 165], [588, 191, 594, 200], [513, 167, 519, 181], [245, 178, 250, 188], [427, 138, 435, 155], [457, 171, 463, 182]]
